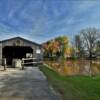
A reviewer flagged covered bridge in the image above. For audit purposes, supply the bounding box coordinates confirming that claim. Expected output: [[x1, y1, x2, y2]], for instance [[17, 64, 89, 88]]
[[0, 37, 43, 65]]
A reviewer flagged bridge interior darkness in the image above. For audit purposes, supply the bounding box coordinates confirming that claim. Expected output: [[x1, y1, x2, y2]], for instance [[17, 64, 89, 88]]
[[3, 46, 33, 65]]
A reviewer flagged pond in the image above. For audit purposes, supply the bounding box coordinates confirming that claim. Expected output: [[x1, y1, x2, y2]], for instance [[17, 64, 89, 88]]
[[45, 60, 100, 76]]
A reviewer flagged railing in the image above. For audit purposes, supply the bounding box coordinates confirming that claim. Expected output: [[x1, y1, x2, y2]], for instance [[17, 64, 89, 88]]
[[22, 58, 43, 65]]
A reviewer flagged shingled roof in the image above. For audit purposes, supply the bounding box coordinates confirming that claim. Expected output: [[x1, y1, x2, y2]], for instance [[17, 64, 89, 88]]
[[0, 37, 41, 47]]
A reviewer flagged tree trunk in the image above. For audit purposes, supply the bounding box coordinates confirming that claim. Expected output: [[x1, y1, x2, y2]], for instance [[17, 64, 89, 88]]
[[89, 51, 92, 59]]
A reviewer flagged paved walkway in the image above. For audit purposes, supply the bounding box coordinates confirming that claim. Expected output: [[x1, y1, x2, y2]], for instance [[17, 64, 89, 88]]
[[0, 67, 60, 100]]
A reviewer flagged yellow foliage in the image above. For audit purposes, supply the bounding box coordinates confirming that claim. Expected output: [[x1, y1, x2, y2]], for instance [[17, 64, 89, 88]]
[[65, 46, 73, 57]]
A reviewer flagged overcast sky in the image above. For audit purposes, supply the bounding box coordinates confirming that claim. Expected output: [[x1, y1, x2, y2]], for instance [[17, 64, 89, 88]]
[[0, 0, 100, 43]]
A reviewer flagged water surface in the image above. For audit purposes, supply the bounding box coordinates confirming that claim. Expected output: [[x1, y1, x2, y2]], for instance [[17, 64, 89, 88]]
[[45, 60, 100, 76]]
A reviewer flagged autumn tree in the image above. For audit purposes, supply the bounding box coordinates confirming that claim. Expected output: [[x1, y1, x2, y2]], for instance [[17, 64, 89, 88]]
[[55, 36, 69, 59], [43, 40, 60, 59], [74, 35, 84, 58], [65, 46, 74, 58], [43, 36, 69, 60], [43, 41, 53, 58]]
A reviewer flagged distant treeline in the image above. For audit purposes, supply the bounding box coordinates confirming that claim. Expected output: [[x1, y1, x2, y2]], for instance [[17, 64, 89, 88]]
[[42, 27, 100, 60]]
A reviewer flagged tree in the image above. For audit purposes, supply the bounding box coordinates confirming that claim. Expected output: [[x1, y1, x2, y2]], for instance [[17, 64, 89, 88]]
[[80, 28, 99, 58], [44, 41, 53, 58], [43, 39, 60, 59], [95, 40, 100, 57], [55, 36, 69, 59], [74, 35, 84, 58], [96, 40, 100, 51], [43, 36, 69, 60], [65, 46, 74, 58]]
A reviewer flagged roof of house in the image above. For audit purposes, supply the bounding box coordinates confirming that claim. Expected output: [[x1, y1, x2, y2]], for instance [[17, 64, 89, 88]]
[[0, 37, 41, 47]]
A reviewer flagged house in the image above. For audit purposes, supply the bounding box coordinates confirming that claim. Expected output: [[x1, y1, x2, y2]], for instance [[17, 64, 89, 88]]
[[0, 37, 43, 65]]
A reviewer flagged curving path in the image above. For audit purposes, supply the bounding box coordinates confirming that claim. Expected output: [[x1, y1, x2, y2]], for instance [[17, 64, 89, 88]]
[[0, 67, 60, 100]]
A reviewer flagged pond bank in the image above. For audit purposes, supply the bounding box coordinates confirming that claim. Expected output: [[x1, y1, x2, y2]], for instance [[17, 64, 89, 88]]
[[39, 65, 100, 100]]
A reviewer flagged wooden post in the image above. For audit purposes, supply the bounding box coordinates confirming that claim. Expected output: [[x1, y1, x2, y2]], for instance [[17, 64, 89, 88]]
[[3, 58, 7, 70], [22, 58, 24, 70], [0, 43, 2, 65]]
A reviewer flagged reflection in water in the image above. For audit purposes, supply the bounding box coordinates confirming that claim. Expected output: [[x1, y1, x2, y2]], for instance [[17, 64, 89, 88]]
[[45, 60, 100, 76]]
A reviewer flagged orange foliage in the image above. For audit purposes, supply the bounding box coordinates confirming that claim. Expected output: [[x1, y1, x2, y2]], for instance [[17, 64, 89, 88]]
[[43, 36, 74, 58]]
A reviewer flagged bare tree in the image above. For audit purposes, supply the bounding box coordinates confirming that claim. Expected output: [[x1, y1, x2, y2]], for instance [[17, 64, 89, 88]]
[[80, 28, 99, 59]]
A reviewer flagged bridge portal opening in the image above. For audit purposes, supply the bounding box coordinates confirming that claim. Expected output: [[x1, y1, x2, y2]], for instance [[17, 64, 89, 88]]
[[3, 46, 33, 65]]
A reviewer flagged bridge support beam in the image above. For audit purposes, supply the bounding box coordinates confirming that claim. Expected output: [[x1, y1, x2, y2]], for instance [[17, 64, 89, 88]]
[[0, 43, 2, 65]]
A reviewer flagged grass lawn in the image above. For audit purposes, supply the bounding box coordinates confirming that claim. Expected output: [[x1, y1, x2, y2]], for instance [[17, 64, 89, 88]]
[[39, 65, 100, 100]]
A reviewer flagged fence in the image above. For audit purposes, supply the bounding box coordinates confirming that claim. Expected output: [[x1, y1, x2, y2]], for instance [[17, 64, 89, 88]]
[[22, 58, 43, 65]]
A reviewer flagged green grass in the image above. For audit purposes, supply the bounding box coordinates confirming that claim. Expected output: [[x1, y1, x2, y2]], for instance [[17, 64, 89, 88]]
[[39, 65, 100, 100]]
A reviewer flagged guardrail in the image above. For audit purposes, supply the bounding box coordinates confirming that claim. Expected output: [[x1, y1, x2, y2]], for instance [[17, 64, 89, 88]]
[[22, 58, 43, 65]]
